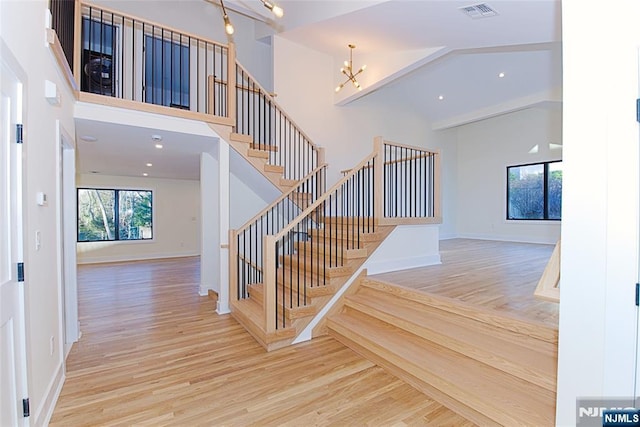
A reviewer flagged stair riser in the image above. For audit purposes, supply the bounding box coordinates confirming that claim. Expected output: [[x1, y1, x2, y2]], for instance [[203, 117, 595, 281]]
[[280, 256, 353, 278], [275, 271, 337, 297], [327, 311, 555, 426], [327, 321, 499, 427], [249, 288, 315, 320], [308, 230, 383, 243], [343, 297, 556, 392], [295, 242, 367, 260]]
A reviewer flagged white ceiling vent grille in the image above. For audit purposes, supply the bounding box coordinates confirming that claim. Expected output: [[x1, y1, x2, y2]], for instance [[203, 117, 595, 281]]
[[460, 3, 498, 19]]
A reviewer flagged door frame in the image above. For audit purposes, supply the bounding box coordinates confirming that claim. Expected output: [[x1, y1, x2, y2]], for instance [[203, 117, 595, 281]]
[[56, 121, 78, 356]]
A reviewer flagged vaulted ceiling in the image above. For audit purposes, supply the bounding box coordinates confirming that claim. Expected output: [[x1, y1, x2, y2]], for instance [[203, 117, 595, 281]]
[[76, 0, 562, 180]]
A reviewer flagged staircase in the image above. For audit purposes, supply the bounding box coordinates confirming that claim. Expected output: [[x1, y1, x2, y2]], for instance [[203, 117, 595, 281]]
[[66, 5, 557, 424], [232, 218, 396, 351], [327, 276, 558, 426]]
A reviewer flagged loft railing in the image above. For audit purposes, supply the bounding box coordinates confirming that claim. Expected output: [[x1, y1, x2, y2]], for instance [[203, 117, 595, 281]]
[[236, 63, 320, 181], [231, 164, 328, 303], [381, 140, 441, 221], [74, 2, 232, 120], [50, 0, 75, 70]]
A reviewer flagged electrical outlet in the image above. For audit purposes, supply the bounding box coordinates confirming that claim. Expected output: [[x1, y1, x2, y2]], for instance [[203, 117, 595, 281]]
[[49, 336, 54, 356], [35, 230, 41, 251]]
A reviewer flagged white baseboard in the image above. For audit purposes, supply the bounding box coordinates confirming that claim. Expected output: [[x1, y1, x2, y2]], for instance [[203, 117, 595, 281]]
[[365, 253, 442, 275], [456, 233, 557, 245], [77, 251, 200, 265], [33, 361, 65, 427]]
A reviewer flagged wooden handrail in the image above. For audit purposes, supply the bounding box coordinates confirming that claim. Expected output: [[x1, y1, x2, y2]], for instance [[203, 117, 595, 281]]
[[272, 151, 377, 241], [235, 61, 321, 152], [235, 163, 328, 233], [340, 151, 439, 175]]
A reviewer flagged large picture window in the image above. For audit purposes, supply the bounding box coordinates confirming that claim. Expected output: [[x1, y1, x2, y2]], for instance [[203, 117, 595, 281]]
[[78, 188, 153, 242], [507, 161, 562, 220]]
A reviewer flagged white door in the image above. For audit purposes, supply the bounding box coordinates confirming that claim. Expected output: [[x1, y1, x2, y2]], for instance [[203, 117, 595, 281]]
[[0, 60, 28, 426]]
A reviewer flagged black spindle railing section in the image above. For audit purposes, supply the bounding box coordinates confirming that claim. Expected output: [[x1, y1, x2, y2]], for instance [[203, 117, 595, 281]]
[[79, 4, 229, 117], [383, 143, 437, 219], [236, 64, 319, 181], [235, 165, 327, 301], [50, 0, 75, 70], [269, 153, 376, 330]]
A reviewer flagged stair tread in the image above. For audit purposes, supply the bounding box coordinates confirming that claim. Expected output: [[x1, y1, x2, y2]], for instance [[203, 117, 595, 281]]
[[308, 227, 386, 242], [247, 148, 269, 159], [296, 241, 367, 259], [275, 266, 341, 292], [230, 132, 252, 143], [264, 164, 284, 174], [347, 288, 556, 390], [250, 143, 278, 152], [249, 283, 316, 320], [328, 311, 555, 426], [280, 254, 353, 278], [361, 278, 558, 344], [280, 178, 298, 187]]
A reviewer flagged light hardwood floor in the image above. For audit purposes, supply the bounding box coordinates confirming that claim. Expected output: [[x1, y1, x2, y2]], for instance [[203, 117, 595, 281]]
[[50, 257, 474, 426], [372, 238, 559, 327]]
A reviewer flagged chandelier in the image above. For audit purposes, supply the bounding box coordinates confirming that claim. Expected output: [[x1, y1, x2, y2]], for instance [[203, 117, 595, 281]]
[[219, 0, 284, 35], [335, 44, 367, 92]]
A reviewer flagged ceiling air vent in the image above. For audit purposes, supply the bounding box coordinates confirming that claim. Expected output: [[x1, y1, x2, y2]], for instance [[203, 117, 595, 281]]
[[460, 3, 498, 19]]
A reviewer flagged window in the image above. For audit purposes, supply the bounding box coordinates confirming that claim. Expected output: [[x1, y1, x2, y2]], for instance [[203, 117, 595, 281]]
[[78, 188, 153, 242], [507, 161, 562, 220], [144, 35, 190, 109]]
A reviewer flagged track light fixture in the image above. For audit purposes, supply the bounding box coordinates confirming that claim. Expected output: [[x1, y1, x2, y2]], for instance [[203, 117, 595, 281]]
[[218, 0, 283, 36], [335, 44, 366, 93], [260, 0, 284, 18], [219, 0, 234, 35]]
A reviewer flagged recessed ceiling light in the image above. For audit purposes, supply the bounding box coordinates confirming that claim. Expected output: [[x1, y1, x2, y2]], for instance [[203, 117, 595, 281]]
[[151, 134, 163, 141], [498, 72, 505, 78], [80, 135, 97, 142], [143, 173, 149, 177], [155, 144, 163, 149], [438, 95, 444, 101], [146, 163, 153, 167]]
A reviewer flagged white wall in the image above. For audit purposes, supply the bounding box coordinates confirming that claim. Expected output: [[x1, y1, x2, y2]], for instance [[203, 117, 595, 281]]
[[0, 0, 77, 424], [272, 36, 459, 236], [76, 174, 200, 263], [454, 108, 562, 244], [556, 0, 640, 425]]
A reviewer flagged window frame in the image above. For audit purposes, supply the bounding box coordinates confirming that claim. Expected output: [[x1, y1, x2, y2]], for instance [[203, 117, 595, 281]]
[[506, 160, 562, 221], [77, 187, 154, 242]]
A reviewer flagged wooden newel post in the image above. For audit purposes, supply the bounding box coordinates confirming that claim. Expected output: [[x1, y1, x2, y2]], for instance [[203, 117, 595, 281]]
[[433, 150, 442, 220], [228, 229, 238, 303], [227, 41, 237, 127], [263, 235, 276, 333], [373, 136, 384, 220]]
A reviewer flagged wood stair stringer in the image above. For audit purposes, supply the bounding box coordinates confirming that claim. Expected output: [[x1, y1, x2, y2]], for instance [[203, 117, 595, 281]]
[[208, 125, 294, 193]]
